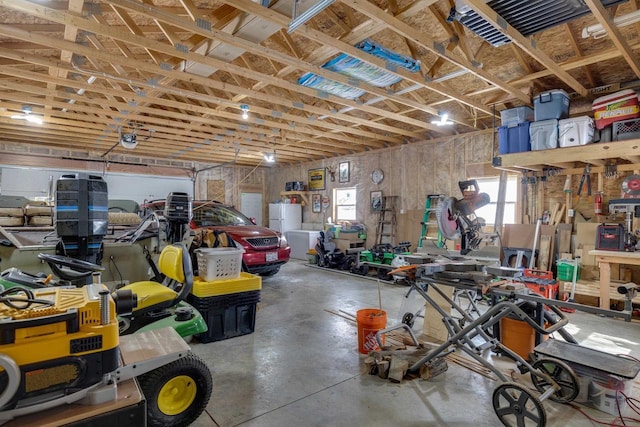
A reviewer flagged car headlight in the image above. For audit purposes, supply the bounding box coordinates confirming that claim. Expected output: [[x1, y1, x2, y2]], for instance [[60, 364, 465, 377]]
[[279, 234, 288, 247]]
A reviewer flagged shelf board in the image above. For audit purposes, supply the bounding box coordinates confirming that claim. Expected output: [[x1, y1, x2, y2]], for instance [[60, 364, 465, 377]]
[[280, 191, 309, 206], [493, 138, 640, 173]]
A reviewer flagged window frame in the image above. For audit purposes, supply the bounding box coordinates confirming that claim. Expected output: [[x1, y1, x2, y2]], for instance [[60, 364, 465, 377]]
[[333, 187, 357, 222], [471, 175, 519, 226]]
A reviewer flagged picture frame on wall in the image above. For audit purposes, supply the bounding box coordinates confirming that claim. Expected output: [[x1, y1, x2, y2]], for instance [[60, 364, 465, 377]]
[[312, 194, 322, 213], [339, 161, 350, 183], [308, 168, 326, 190], [371, 191, 382, 212]]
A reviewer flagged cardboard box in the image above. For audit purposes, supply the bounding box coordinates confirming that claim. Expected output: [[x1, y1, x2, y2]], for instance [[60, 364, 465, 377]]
[[338, 231, 362, 240], [332, 238, 364, 253]]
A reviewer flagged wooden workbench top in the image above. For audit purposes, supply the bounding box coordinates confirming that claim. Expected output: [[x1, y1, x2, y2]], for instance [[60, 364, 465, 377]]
[[589, 250, 640, 263]]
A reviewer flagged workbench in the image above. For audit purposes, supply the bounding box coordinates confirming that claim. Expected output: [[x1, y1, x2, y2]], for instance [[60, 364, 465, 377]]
[[589, 249, 640, 309]]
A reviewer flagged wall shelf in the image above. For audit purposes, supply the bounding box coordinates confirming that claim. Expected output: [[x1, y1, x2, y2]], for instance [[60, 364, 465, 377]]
[[492, 138, 640, 175], [280, 191, 309, 206]]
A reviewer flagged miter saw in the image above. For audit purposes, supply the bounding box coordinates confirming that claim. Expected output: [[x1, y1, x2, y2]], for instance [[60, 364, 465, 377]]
[[436, 180, 490, 255]]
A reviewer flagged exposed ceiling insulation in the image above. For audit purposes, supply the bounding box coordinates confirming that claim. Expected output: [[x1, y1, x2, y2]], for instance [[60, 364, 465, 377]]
[[0, 0, 638, 168]]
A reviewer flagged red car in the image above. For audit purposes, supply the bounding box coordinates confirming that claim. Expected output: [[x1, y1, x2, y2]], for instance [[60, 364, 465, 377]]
[[143, 200, 290, 276]]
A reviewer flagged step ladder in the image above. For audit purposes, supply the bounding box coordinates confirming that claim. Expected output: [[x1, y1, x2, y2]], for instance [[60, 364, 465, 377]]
[[418, 194, 446, 248], [375, 196, 398, 246]]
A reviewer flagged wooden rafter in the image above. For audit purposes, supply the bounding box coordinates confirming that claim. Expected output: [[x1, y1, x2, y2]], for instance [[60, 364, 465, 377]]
[[0, 0, 637, 167]]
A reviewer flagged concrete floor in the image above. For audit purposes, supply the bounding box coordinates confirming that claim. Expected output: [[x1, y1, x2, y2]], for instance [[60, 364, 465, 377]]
[[189, 260, 640, 427]]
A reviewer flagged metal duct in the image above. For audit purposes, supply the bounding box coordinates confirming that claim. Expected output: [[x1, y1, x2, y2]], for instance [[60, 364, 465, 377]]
[[455, 0, 628, 47]]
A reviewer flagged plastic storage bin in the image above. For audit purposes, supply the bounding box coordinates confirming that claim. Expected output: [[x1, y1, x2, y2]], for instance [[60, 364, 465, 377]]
[[592, 89, 640, 130], [195, 247, 244, 282], [612, 117, 640, 141], [557, 259, 580, 281], [192, 272, 261, 297], [529, 119, 558, 150], [558, 116, 594, 147], [498, 122, 530, 154], [534, 89, 570, 121], [500, 106, 534, 128], [188, 290, 260, 343]]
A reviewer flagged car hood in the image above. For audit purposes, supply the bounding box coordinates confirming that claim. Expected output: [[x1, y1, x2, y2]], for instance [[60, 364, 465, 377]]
[[210, 225, 280, 239]]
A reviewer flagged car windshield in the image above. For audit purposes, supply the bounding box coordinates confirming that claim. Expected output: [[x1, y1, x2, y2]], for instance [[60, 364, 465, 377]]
[[192, 203, 253, 227]]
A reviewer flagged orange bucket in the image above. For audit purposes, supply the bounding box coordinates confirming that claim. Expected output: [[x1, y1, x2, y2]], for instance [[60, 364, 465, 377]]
[[356, 309, 387, 354]]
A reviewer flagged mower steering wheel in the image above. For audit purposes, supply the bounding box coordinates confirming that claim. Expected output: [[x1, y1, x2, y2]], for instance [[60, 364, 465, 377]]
[[38, 254, 104, 272]]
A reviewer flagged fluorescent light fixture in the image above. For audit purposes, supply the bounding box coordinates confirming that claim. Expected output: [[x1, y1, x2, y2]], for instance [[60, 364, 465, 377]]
[[431, 112, 453, 126], [582, 10, 640, 39], [288, 0, 335, 33], [24, 115, 43, 124], [264, 152, 275, 163], [241, 104, 249, 120], [11, 106, 43, 125]]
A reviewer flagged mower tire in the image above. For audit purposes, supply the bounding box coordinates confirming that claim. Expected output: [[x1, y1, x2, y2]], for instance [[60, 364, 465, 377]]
[[138, 352, 212, 427]]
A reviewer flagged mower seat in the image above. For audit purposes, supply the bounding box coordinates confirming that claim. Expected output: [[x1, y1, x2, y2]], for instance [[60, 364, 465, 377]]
[[118, 243, 193, 314]]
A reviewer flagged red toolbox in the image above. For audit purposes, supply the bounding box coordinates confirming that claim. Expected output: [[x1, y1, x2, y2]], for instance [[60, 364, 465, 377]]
[[522, 270, 559, 299], [524, 282, 559, 300], [524, 269, 553, 280]]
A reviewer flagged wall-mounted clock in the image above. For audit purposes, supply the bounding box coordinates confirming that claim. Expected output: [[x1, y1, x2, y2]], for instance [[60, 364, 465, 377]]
[[371, 168, 384, 185]]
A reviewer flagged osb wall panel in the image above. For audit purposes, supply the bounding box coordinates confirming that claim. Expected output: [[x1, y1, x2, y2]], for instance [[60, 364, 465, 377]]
[[266, 130, 495, 247]]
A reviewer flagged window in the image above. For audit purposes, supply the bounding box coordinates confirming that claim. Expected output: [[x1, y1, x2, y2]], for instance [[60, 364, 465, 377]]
[[473, 176, 518, 225], [334, 187, 357, 221]]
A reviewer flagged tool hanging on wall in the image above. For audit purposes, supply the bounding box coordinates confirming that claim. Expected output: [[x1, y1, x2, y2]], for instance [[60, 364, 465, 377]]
[[544, 167, 560, 178], [529, 173, 538, 221], [521, 172, 529, 223], [577, 164, 591, 196], [604, 161, 618, 179]]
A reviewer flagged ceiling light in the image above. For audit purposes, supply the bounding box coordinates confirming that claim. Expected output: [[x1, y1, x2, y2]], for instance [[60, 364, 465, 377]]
[[582, 10, 640, 39], [11, 106, 43, 125], [25, 115, 43, 124], [120, 133, 138, 149], [241, 104, 250, 120], [431, 112, 453, 126], [264, 152, 275, 163]]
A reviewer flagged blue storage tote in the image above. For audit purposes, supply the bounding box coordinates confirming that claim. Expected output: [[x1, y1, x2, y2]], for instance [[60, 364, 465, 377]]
[[498, 122, 531, 154], [534, 89, 570, 121], [529, 119, 558, 151], [500, 106, 534, 127]]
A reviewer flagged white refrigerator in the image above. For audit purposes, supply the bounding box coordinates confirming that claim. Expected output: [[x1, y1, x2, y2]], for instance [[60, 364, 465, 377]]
[[268, 203, 302, 234]]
